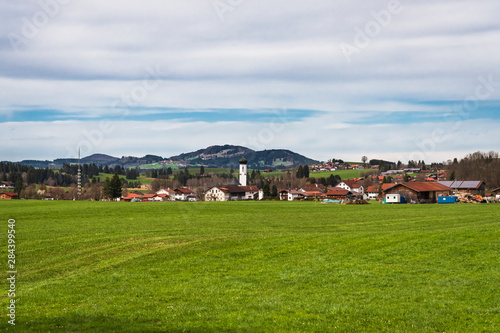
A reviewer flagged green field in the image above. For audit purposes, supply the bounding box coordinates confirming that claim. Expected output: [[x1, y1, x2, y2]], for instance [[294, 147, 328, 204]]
[[309, 169, 362, 179], [1, 201, 499, 332]]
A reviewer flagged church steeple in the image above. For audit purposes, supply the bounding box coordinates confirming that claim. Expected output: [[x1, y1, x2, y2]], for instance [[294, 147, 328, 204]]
[[239, 156, 247, 186]]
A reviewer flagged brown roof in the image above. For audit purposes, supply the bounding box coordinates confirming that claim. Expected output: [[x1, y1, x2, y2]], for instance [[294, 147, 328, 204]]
[[341, 180, 363, 188], [366, 184, 394, 193], [326, 188, 351, 196], [217, 185, 259, 194], [143, 194, 156, 198], [492, 187, 500, 193], [175, 188, 195, 194], [1, 191, 18, 198], [386, 182, 452, 193]]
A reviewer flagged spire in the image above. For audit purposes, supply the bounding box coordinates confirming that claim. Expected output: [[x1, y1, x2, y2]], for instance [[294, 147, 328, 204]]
[[239, 156, 247, 164]]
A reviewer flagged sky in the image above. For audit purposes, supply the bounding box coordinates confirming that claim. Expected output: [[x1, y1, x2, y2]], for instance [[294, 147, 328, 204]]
[[1, 0, 499, 163]]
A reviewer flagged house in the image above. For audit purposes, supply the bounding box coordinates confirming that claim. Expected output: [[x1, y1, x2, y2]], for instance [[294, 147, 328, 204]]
[[205, 185, 261, 201], [325, 188, 352, 200], [157, 188, 176, 198], [121, 193, 144, 202], [302, 190, 326, 199], [142, 194, 157, 201], [385, 182, 453, 203], [153, 193, 170, 201], [0, 191, 18, 200], [0, 181, 14, 189], [287, 190, 305, 201], [174, 188, 197, 201], [404, 168, 421, 173], [438, 181, 486, 197], [337, 180, 365, 198], [279, 190, 289, 201], [366, 183, 395, 200], [492, 187, 500, 200]]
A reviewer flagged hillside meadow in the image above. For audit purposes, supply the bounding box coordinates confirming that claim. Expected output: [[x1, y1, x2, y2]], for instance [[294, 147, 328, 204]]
[[1, 201, 499, 332]]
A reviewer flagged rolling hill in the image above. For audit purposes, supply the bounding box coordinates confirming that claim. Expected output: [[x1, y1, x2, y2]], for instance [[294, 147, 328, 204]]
[[11, 145, 319, 170]]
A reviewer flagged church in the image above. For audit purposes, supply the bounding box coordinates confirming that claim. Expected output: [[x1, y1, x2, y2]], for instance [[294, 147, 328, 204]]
[[205, 157, 264, 201]]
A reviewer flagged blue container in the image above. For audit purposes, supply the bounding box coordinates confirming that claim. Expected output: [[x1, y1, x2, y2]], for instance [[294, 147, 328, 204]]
[[438, 196, 456, 204]]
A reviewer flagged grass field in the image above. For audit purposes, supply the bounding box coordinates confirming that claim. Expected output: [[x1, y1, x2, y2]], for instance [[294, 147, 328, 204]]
[[1, 201, 499, 332], [309, 169, 362, 179]]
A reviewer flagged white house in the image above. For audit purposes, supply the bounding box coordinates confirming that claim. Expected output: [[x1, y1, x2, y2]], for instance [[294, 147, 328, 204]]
[[174, 188, 196, 201], [205, 185, 262, 201], [0, 181, 14, 189], [337, 180, 365, 198], [288, 190, 305, 201]]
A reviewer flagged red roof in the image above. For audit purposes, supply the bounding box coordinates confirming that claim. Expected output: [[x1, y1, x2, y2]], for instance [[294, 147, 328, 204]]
[[122, 193, 143, 199], [386, 182, 452, 193], [1, 191, 18, 198], [366, 184, 394, 193]]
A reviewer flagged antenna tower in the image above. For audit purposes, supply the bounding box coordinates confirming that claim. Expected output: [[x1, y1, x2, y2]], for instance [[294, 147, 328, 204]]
[[77, 148, 81, 200]]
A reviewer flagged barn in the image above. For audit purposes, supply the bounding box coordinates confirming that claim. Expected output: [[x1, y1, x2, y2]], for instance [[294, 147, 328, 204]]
[[438, 181, 485, 197], [385, 182, 453, 203]]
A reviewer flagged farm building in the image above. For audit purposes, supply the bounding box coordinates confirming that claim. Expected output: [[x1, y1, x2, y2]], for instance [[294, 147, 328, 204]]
[[325, 188, 352, 200], [0, 191, 18, 200], [438, 181, 485, 197], [493, 187, 500, 200], [385, 182, 453, 203], [366, 183, 395, 200]]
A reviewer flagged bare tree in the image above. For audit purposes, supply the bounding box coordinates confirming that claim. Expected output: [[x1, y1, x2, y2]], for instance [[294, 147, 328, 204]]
[[362, 156, 368, 168]]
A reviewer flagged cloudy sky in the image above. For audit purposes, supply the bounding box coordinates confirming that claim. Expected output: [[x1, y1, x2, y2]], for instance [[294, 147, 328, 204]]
[[1, 0, 499, 163]]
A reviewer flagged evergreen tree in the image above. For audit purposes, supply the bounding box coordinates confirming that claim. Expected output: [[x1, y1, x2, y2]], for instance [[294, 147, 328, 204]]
[[271, 185, 278, 198], [166, 167, 173, 176], [200, 165, 205, 175], [262, 183, 271, 197], [304, 165, 310, 178], [14, 178, 23, 195], [102, 178, 111, 198], [296, 165, 304, 178], [109, 173, 123, 198]]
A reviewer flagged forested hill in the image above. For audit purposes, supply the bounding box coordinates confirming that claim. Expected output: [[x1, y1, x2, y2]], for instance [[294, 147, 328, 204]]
[[167, 145, 319, 169], [9, 145, 319, 170]]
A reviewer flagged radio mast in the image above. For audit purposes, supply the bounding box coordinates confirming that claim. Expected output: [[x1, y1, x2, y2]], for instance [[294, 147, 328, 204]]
[[77, 148, 81, 200]]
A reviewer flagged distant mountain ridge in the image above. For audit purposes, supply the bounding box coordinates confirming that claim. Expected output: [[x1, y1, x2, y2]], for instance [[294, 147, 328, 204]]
[[167, 145, 319, 169], [11, 145, 319, 170]]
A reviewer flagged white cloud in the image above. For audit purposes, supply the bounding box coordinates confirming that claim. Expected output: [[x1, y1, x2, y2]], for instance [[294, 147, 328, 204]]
[[0, 0, 499, 161]]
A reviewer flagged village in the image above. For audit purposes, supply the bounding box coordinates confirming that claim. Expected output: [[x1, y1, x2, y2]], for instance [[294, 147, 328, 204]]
[[2, 155, 499, 204]]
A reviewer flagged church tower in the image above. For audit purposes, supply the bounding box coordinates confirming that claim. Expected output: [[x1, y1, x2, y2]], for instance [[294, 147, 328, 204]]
[[239, 156, 247, 186]]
